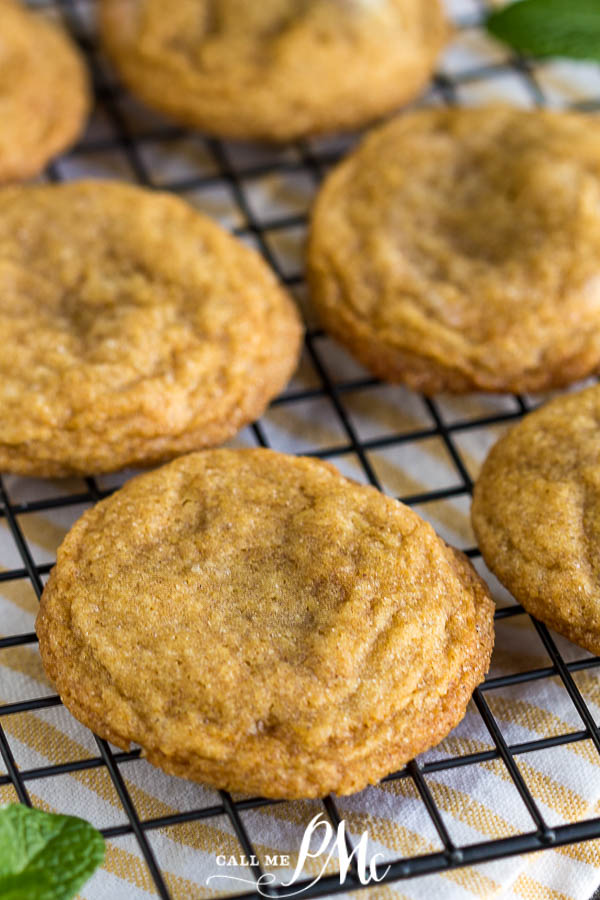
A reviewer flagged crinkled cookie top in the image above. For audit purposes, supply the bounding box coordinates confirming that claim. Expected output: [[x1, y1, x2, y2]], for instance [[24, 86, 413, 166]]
[[308, 106, 600, 393], [0, 181, 302, 476], [0, 0, 90, 181], [38, 448, 494, 798], [100, 0, 447, 140], [473, 384, 600, 654]]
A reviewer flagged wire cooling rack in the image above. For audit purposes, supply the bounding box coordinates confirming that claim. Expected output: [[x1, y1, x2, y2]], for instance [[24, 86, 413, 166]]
[[3, 1, 600, 898]]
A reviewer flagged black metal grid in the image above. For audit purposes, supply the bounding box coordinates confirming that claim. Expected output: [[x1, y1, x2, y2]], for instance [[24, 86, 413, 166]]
[[3, 0, 600, 897]]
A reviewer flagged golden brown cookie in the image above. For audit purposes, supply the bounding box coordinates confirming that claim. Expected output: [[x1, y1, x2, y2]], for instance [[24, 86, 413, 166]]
[[99, 0, 447, 142], [308, 106, 600, 394], [37, 448, 495, 799], [0, 0, 90, 182], [0, 181, 302, 477], [472, 385, 600, 654]]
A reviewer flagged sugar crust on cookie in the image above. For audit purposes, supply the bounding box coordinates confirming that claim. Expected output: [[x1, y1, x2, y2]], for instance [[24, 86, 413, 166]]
[[472, 385, 600, 654], [37, 448, 494, 798], [0, 0, 90, 182], [308, 106, 600, 394], [0, 181, 302, 476], [99, 0, 447, 141]]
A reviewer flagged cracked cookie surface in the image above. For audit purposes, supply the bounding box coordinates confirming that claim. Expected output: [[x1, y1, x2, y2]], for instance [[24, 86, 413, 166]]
[[99, 0, 447, 141], [472, 385, 600, 653], [37, 448, 494, 798], [0, 0, 90, 182], [0, 181, 302, 477], [308, 106, 600, 393]]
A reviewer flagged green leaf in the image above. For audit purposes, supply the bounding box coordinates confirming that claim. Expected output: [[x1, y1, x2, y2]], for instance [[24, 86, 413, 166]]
[[487, 0, 600, 62], [0, 804, 105, 900]]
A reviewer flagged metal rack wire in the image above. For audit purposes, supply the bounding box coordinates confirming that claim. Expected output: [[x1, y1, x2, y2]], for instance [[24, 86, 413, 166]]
[[3, 1, 600, 897]]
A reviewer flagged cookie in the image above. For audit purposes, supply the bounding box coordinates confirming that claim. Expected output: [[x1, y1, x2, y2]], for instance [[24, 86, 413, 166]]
[[37, 448, 494, 799], [99, 0, 447, 142], [0, 181, 302, 477], [308, 106, 600, 394], [0, 0, 90, 182], [472, 385, 600, 654]]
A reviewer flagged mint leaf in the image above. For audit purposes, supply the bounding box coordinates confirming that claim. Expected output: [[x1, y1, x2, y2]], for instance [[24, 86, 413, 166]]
[[0, 804, 105, 900], [487, 0, 600, 62]]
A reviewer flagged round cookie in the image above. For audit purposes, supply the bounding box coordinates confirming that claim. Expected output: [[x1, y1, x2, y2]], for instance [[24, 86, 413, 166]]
[[99, 0, 448, 142], [37, 448, 494, 799], [0, 0, 90, 182], [308, 106, 600, 394], [0, 181, 302, 477], [472, 385, 600, 654]]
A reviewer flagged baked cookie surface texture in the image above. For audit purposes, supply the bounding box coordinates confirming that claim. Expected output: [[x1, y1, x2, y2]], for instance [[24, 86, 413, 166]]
[[308, 106, 600, 393], [37, 448, 495, 799], [472, 385, 600, 653], [0, 181, 302, 477], [99, 0, 447, 141], [0, 0, 90, 182]]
